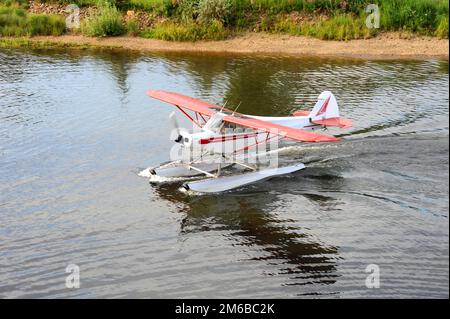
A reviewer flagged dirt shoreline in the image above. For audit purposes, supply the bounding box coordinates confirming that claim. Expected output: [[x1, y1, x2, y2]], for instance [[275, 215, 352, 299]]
[[13, 32, 450, 59]]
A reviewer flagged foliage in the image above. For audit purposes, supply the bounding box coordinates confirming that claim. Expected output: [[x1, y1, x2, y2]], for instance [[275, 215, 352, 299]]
[[272, 14, 375, 40], [81, 2, 126, 36], [141, 19, 229, 41], [435, 15, 448, 38], [126, 18, 138, 35], [177, 0, 199, 23], [1, 0, 448, 40], [197, 0, 234, 25], [380, 0, 449, 35], [0, 4, 65, 36]]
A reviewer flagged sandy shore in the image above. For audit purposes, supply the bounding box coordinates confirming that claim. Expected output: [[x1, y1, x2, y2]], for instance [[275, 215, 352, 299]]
[[24, 32, 450, 59]]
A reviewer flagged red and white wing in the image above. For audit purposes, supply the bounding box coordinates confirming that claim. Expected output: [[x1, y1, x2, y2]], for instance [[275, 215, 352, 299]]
[[147, 90, 340, 143], [147, 90, 223, 117]]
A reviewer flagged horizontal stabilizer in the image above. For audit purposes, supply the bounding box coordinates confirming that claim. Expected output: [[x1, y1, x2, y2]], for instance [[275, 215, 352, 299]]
[[292, 110, 310, 117], [311, 117, 353, 129]]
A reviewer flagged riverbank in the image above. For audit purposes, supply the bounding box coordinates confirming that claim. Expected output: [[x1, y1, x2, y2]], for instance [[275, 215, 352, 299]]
[[1, 1, 448, 59], [3, 32, 448, 60]]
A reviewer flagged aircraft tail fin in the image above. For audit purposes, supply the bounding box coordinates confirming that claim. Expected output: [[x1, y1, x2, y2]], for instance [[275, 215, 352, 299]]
[[309, 91, 352, 128], [309, 91, 339, 119]]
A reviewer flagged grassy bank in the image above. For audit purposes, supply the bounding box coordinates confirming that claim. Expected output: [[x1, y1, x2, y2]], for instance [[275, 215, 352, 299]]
[[0, 36, 90, 48], [0, 2, 65, 36], [1, 0, 448, 41]]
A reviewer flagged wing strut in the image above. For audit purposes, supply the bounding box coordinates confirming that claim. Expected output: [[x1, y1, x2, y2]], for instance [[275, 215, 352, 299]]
[[176, 106, 203, 128]]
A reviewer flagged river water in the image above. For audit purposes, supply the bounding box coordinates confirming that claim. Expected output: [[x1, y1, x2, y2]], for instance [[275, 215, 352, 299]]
[[0, 48, 448, 298]]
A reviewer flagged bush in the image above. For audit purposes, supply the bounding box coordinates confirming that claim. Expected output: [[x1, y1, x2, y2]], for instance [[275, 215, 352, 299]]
[[197, 0, 234, 25], [206, 19, 228, 39], [159, 0, 177, 17], [176, 0, 234, 25], [177, 0, 200, 23], [81, 3, 126, 36]]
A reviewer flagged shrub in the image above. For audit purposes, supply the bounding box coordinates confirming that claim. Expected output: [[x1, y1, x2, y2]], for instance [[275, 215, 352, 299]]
[[205, 19, 228, 39], [177, 0, 200, 23], [176, 0, 234, 25], [197, 0, 234, 25], [159, 0, 177, 17], [81, 3, 126, 36]]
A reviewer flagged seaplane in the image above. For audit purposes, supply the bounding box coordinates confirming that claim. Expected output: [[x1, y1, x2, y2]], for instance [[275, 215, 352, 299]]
[[139, 90, 352, 193]]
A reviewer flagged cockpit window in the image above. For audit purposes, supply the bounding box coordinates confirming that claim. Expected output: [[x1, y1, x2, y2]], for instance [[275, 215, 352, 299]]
[[207, 107, 248, 118]]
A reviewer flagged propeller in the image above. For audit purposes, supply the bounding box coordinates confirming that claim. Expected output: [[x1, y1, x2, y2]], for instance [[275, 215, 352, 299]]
[[169, 111, 183, 143]]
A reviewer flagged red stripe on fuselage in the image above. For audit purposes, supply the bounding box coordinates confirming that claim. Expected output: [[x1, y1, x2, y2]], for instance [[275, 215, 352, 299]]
[[199, 133, 261, 145]]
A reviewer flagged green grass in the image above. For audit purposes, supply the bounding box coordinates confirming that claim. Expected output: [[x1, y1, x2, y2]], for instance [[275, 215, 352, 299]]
[[272, 14, 375, 40], [0, 0, 30, 8], [0, 36, 122, 51], [123, 0, 167, 11], [0, 37, 91, 48], [232, 0, 346, 13], [0, 4, 66, 36], [141, 19, 229, 41], [126, 18, 139, 36], [435, 15, 449, 38], [27, 14, 67, 35], [380, 0, 449, 35], [81, 2, 126, 36]]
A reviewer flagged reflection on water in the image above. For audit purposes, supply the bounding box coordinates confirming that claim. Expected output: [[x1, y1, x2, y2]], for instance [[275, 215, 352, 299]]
[[0, 48, 448, 298], [155, 183, 340, 293]]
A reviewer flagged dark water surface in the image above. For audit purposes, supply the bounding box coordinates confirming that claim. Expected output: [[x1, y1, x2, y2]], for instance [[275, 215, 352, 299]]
[[0, 48, 448, 298]]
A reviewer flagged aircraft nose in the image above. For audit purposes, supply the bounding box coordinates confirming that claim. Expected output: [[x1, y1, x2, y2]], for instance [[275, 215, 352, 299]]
[[174, 134, 183, 143]]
